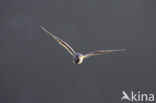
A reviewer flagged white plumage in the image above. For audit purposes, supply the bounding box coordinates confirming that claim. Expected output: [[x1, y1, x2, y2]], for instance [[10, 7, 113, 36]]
[[40, 26, 126, 64]]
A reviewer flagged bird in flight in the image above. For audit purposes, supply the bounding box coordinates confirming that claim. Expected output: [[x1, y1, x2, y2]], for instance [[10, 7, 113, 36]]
[[40, 26, 126, 64]]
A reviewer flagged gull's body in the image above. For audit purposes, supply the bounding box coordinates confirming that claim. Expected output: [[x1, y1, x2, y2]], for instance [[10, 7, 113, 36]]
[[73, 53, 84, 64], [40, 26, 126, 64]]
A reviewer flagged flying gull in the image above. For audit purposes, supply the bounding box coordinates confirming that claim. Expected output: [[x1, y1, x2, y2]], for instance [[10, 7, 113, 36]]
[[40, 26, 126, 64]]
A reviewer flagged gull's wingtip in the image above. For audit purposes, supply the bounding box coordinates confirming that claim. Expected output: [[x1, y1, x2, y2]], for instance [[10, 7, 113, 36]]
[[40, 26, 58, 39], [120, 49, 127, 51], [40, 26, 44, 29], [117, 49, 126, 52], [111, 49, 126, 52], [40, 26, 49, 33]]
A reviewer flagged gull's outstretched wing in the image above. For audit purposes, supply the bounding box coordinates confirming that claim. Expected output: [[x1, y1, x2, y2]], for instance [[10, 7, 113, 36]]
[[40, 26, 76, 56], [83, 49, 126, 59]]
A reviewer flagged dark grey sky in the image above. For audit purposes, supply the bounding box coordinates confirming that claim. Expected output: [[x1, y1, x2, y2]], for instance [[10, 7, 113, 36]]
[[0, 0, 156, 103]]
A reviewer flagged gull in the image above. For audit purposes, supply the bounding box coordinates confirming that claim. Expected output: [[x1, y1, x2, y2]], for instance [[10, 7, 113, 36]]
[[40, 26, 126, 64]]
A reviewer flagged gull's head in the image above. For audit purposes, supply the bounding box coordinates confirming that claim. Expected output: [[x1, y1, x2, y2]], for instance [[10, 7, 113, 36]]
[[73, 53, 83, 64]]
